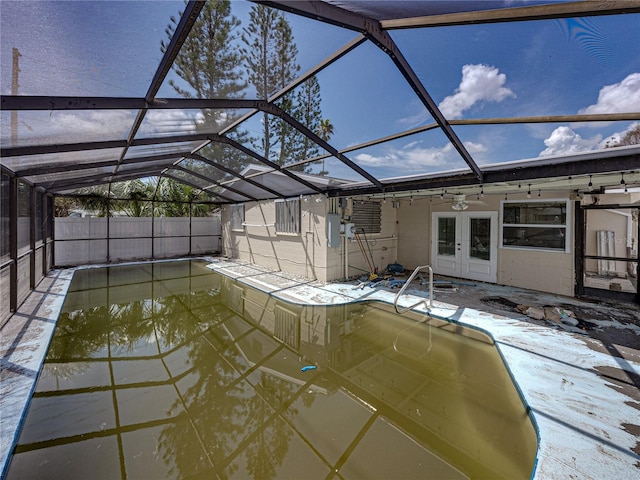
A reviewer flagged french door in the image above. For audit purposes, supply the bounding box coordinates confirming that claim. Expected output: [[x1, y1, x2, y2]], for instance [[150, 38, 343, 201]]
[[431, 212, 498, 283]]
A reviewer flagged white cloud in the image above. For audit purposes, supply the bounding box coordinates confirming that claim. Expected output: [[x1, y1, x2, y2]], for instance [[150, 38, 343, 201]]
[[26, 109, 201, 142], [462, 141, 488, 155], [396, 108, 431, 129], [438, 64, 515, 119], [539, 73, 640, 156], [35, 110, 135, 141], [539, 126, 602, 156], [354, 140, 487, 172], [579, 73, 640, 115], [141, 110, 200, 135]]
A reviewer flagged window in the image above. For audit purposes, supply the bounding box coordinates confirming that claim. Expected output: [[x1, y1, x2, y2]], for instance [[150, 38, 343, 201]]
[[470, 217, 491, 261], [501, 200, 569, 252], [352, 200, 381, 234], [437, 217, 456, 256], [275, 198, 300, 234], [230, 204, 244, 231]]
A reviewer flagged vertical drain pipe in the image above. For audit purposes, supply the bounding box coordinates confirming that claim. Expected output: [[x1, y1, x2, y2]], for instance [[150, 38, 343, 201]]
[[344, 234, 349, 280]]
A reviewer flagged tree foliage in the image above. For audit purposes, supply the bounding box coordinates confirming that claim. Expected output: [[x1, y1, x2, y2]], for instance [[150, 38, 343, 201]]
[[242, 5, 301, 162], [605, 124, 640, 148], [317, 118, 334, 175], [291, 76, 323, 170], [162, 0, 246, 130], [241, 8, 327, 171], [55, 178, 217, 218]]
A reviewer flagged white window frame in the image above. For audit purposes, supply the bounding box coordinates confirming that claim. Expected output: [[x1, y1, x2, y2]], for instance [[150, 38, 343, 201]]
[[275, 198, 301, 234], [500, 198, 571, 253], [230, 204, 245, 232]]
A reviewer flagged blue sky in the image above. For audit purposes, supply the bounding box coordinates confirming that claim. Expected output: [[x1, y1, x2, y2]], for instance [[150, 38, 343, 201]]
[[2, 1, 639, 182]]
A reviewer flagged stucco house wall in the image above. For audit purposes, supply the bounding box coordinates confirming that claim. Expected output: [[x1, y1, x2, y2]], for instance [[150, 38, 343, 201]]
[[222, 198, 329, 281], [395, 192, 576, 297], [332, 201, 398, 280], [396, 198, 430, 270], [221, 189, 639, 299], [223, 198, 398, 283]]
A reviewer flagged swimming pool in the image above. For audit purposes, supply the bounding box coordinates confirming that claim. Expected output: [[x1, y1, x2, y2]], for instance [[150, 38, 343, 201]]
[[5, 260, 537, 479]]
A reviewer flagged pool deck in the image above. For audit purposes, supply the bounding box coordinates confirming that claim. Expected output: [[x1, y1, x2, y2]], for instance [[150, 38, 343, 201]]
[[1, 256, 639, 479]]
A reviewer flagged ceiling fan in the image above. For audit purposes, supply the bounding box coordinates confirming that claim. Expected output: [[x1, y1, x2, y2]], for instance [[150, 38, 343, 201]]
[[450, 194, 486, 210]]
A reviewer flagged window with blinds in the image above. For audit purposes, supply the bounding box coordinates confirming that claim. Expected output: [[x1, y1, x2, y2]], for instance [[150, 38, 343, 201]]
[[274, 305, 300, 349], [230, 204, 244, 231], [352, 200, 381, 234], [275, 198, 301, 234]]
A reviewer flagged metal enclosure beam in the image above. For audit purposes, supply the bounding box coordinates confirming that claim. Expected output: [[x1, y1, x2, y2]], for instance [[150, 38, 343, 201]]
[[14, 152, 191, 177], [255, 101, 385, 190], [187, 153, 285, 199], [110, 1, 205, 185], [40, 164, 164, 192], [209, 134, 324, 194], [9, 175, 17, 311], [327, 150, 640, 198], [0, 96, 259, 111], [381, 0, 640, 29], [255, 1, 483, 182], [170, 165, 257, 201], [163, 172, 233, 203]]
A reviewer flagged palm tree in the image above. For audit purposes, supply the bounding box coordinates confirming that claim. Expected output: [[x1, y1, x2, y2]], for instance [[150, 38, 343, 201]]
[[154, 177, 216, 217], [317, 118, 334, 175]]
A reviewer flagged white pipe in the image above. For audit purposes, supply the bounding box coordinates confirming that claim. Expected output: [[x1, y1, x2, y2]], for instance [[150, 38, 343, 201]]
[[344, 235, 349, 279]]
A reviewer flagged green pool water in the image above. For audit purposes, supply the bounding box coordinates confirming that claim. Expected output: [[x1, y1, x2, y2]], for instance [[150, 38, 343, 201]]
[[6, 260, 537, 479]]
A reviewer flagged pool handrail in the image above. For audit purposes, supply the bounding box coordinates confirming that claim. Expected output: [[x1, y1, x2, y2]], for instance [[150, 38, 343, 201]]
[[394, 265, 433, 314]]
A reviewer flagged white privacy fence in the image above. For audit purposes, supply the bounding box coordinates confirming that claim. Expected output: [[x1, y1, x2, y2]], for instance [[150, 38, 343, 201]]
[[54, 216, 221, 266]]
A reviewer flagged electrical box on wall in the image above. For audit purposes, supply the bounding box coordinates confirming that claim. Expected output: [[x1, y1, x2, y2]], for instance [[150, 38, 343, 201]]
[[344, 198, 353, 217], [343, 222, 356, 239], [327, 213, 341, 248]]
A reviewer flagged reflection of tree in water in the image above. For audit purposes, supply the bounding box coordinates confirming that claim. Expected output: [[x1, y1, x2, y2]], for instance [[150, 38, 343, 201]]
[[157, 330, 247, 477], [46, 272, 317, 480], [108, 301, 156, 353], [157, 327, 312, 479], [38, 361, 91, 390], [47, 305, 112, 360], [154, 290, 225, 349], [241, 373, 298, 480]]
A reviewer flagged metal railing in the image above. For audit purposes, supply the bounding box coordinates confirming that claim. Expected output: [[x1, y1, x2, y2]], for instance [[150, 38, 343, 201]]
[[394, 265, 433, 314]]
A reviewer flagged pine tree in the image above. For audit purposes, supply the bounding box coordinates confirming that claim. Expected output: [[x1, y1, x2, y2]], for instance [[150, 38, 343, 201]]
[[162, 0, 246, 128], [242, 5, 279, 160], [290, 76, 322, 171], [272, 14, 300, 166], [242, 5, 300, 164], [163, 0, 251, 182]]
